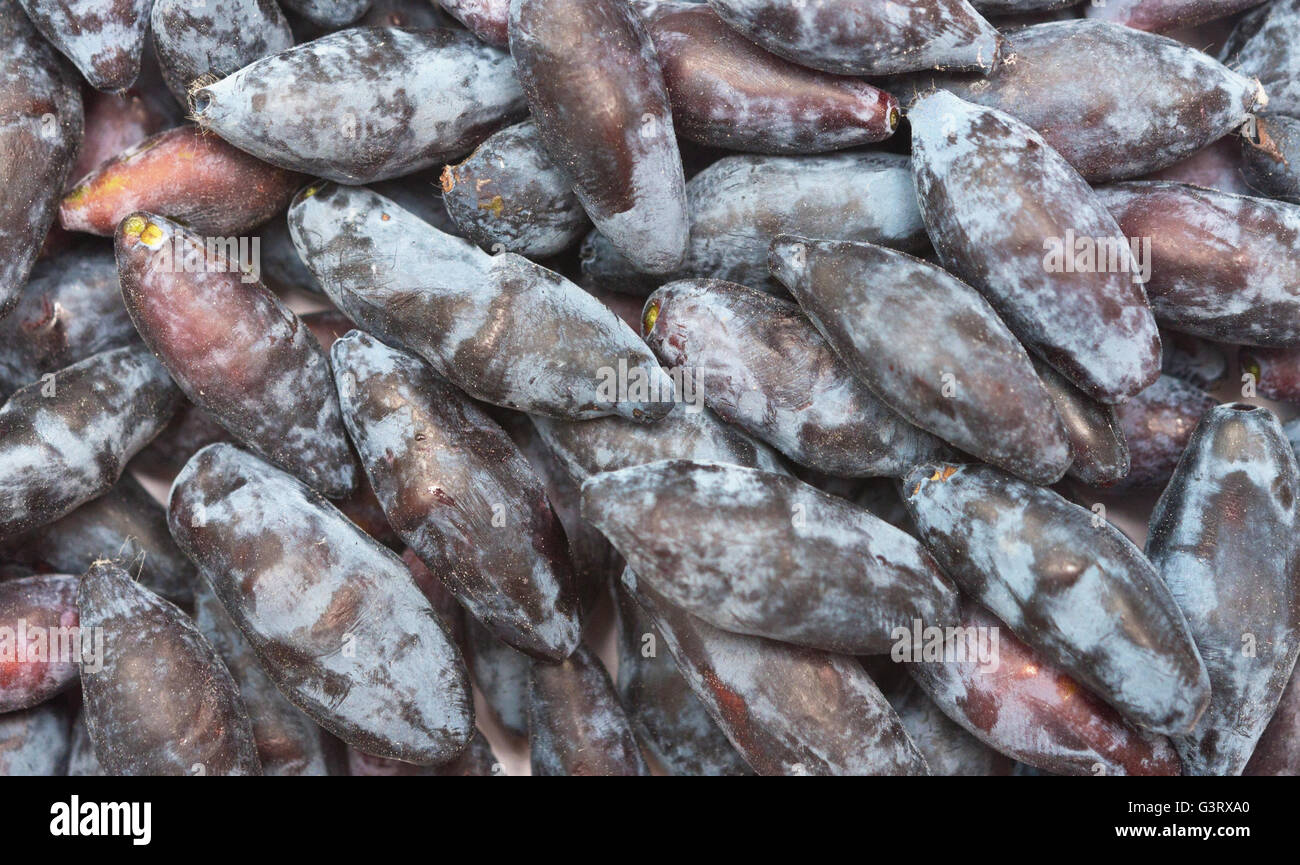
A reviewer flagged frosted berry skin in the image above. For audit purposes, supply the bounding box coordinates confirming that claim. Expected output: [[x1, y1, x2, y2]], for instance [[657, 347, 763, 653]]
[[770, 237, 1069, 484], [704, 0, 1002, 76], [902, 462, 1211, 736], [642, 278, 947, 478], [613, 582, 751, 775], [0, 2, 83, 318], [529, 643, 650, 776], [330, 330, 582, 662], [636, 1, 900, 155], [442, 0, 510, 45], [61, 125, 304, 236], [17, 0, 151, 92], [900, 20, 1264, 182], [0, 703, 71, 776], [289, 183, 673, 423], [191, 27, 527, 185], [1241, 114, 1300, 205], [908, 601, 1182, 776], [1, 474, 197, 608], [279, 0, 370, 26], [909, 91, 1162, 404], [167, 444, 474, 766], [1095, 182, 1300, 348], [1084, 0, 1262, 33], [0, 343, 180, 542], [1221, 0, 1300, 118], [193, 582, 329, 776], [1160, 330, 1228, 390], [1029, 356, 1130, 487], [582, 460, 960, 655], [348, 729, 502, 776], [1095, 374, 1218, 494], [580, 152, 926, 296], [439, 121, 589, 258], [622, 568, 930, 776], [150, 0, 294, 105], [116, 211, 358, 499], [466, 617, 531, 737], [886, 679, 1016, 777], [0, 575, 80, 713], [0, 247, 136, 396], [509, 0, 689, 274], [1146, 404, 1300, 776], [1245, 665, 1300, 775], [78, 560, 262, 776], [130, 400, 233, 477]]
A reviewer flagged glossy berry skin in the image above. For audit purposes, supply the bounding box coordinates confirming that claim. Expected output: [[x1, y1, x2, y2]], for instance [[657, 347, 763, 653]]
[[1146, 404, 1300, 775], [622, 568, 930, 776], [529, 643, 650, 776], [193, 582, 330, 776], [150, 0, 295, 105], [441, 0, 509, 45], [439, 121, 589, 258], [910, 90, 1162, 404], [886, 679, 1016, 777], [772, 237, 1071, 484], [509, 0, 689, 274], [704, 0, 1002, 76], [1096, 181, 1300, 348], [290, 183, 673, 422], [0, 575, 80, 713], [0, 247, 136, 396], [902, 462, 1211, 736], [902, 21, 1265, 182], [117, 212, 358, 498], [61, 125, 304, 236], [1030, 357, 1129, 487], [1084, 0, 1263, 34], [465, 617, 531, 738], [580, 152, 925, 296], [17, 0, 152, 92], [1240, 344, 1300, 403], [1100, 374, 1218, 493], [613, 582, 751, 775], [348, 729, 502, 776], [643, 278, 946, 478], [130, 399, 232, 477], [1221, 0, 1300, 118], [330, 330, 582, 661], [78, 560, 262, 776], [0, 343, 180, 542], [582, 460, 960, 655], [909, 601, 1182, 776], [637, 1, 900, 155], [0, 2, 83, 318], [168, 444, 474, 766], [192, 27, 526, 185], [69, 67, 181, 184], [1160, 330, 1228, 390]]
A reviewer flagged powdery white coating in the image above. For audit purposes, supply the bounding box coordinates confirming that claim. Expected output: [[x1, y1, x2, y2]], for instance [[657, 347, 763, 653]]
[[466, 616, 531, 736], [0, 575, 80, 712], [440, 120, 589, 257], [580, 151, 926, 295], [910, 602, 1182, 775], [279, 0, 369, 26], [1104, 373, 1217, 492], [78, 560, 262, 775], [531, 404, 786, 485], [910, 90, 1161, 403], [509, 0, 689, 273], [903, 462, 1211, 735], [0, 343, 180, 541], [289, 183, 673, 422], [1160, 330, 1229, 390], [887, 679, 1014, 776], [193, 582, 330, 776], [1146, 404, 1300, 775], [0, 702, 69, 775], [331, 330, 581, 660], [442, 0, 510, 44], [16, 0, 151, 91], [623, 568, 930, 775], [1095, 182, 1300, 348], [705, 0, 1001, 75], [0, 246, 135, 394], [1221, 0, 1300, 118], [643, 278, 947, 477], [1245, 660, 1300, 775], [899, 20, 1263, 182], [193, 27, 526, 184], [528, 643, 650, 775], [637, 1, 898, 154], [116, 212, 358, 498], [772, 236, 1070, 483], [167, 444, 474, 765], [150, 0, 294, 105], [0, 2, 83, 317], [583, 460, 959, 654], [613, 581, 751, 775]]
